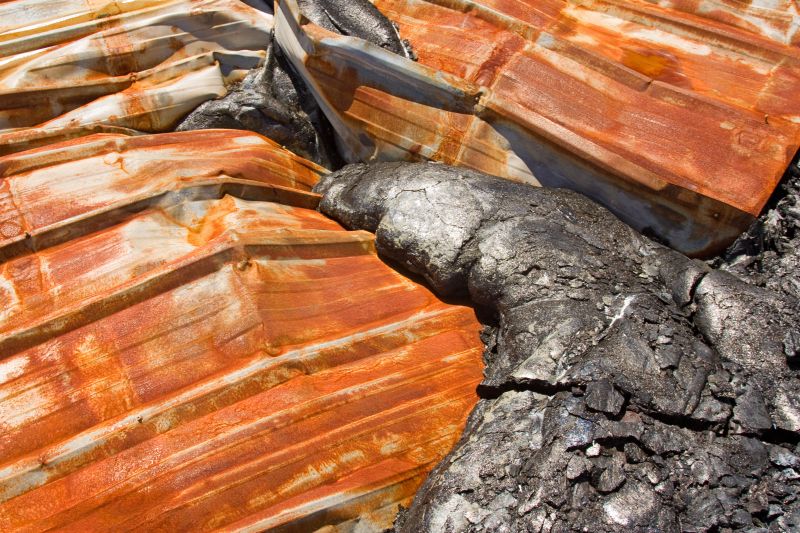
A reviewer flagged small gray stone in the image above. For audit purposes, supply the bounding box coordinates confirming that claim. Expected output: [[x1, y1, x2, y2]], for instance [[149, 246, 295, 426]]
[[585, 380, 626, 416], [733, 384, 773, 432], [603, 481, 657, 527], [768, 504, 784, 519], [593, 453, 626, 494], [586, 442, 601, 457], [770, 446, 800, 468], [566, 455, 590, 480]]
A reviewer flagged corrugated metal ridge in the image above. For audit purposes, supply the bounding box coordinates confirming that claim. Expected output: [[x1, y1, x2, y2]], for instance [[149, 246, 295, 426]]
[[274, 0, 800, 256], [386, 0, 800, 122], [0, 0, 270, 58], [0, 0, 173, 41], [0, 130, 484, 531], [0, 130, 324, 261], [0, 126, 143, 158], [0, 0, 273, 153], [373, 0, 800, 206], [615, 0, 800, 47]]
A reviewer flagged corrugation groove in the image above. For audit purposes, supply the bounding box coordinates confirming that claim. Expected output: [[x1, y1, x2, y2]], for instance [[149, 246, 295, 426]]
[[0, 130, 485, 531], [0, 0, 274, 153], [275, 0, 800, 255]]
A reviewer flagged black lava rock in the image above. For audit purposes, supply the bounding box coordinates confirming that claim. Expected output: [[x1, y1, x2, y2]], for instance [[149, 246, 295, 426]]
[[315, 162, 800, 532], [177, 39, 341, 168], [297, 0, 413, 58]]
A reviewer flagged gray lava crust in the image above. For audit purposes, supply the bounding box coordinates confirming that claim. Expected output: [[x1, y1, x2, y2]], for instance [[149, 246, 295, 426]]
[[177, 0, 415, 169], [176, 39, 341, 168], [315, 162, 800, 532], [297, 0, 413, 59], [720, 165, 800, 303]]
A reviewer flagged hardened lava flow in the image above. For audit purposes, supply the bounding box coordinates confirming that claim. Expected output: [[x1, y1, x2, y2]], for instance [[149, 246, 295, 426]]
[[0, 0, 799, 531]]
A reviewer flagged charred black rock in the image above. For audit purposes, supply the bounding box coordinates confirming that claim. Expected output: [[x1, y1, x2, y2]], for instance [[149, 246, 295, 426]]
[[315, 162, 800, 532], [239, 0, 272, 13], [176, 39, 340, 168], [297, 0, 412, 58], [178, 1, 413, 167], [721, 161, 800, 301]]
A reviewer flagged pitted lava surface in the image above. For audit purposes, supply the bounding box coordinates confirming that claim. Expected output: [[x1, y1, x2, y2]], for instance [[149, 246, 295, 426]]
[[316, 162, 800, 532]]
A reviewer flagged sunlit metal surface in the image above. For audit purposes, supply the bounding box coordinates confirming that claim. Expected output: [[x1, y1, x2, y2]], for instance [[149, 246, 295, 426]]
[[275, 0, 800, 256], [0, 129, 484, 531], [0, 0, 272, 153]]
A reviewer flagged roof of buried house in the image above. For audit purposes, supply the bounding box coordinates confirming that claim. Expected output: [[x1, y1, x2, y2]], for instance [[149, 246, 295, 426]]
[[0, 0, 272, 154], [275, 0, 800, 256], [0, 129, 484, 531]]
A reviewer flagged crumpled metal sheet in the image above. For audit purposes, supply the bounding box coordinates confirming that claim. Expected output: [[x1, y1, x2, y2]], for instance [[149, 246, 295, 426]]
[[0, 129, 484, 531], [0, 0, 272, 153], [275, 0, 800, 256]]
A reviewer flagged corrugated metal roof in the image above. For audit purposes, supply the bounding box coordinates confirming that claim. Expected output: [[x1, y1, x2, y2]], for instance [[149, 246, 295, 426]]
[[0, 0, 272, 154], [275, 0, 800, 256], [0, 129, 484, 531]]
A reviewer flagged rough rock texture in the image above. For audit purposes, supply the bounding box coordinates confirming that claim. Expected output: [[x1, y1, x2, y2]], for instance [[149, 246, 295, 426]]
[[315, 162, 800, 532], [177, 0, 414, 168], [297, 0, 413, 58], [177, 39, 341, 168], [720, 162, 800, 302]]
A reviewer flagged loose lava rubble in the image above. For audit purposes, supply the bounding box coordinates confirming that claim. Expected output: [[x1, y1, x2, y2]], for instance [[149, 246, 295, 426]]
[[172, 0, 800, 530], [313, 162, 800, 532]]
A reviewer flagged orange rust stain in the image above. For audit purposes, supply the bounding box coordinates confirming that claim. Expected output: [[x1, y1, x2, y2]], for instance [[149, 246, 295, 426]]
[[344, 86, 473, 165], [96, 26, 139, 78], [620, 48, 680, 82], [0, 131, 485, 531], [370, 0, 800, 210], [0, 179, 26, 243], [0, 130, 324, 242], [281, 0, 799, 255], [0, 0, 274, 149]]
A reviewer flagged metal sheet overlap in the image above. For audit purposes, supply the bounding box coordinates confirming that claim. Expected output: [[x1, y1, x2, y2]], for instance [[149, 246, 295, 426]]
[[0, 130, 485, 531]]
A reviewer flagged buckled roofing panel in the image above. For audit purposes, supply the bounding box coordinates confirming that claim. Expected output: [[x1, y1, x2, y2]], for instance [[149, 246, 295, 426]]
[[275, 0, 800, 255], [0, 0, 272, 154], [0, 130, 484, 531]]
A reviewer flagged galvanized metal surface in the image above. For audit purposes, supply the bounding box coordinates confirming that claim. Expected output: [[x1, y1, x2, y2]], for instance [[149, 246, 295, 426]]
[[0, 130, 485, 531], [275, 0, 800, 256], [0, 0, 272, 154]]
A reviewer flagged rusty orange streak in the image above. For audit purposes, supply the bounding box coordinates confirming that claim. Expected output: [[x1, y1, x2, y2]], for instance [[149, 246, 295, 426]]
[[0, 130, 485, 531]]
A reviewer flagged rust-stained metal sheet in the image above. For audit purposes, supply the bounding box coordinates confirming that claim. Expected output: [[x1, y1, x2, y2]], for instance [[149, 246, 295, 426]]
[[275, 0, 800, 255], [0, 129, 484, 531], [0, 0, 273, 153]]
